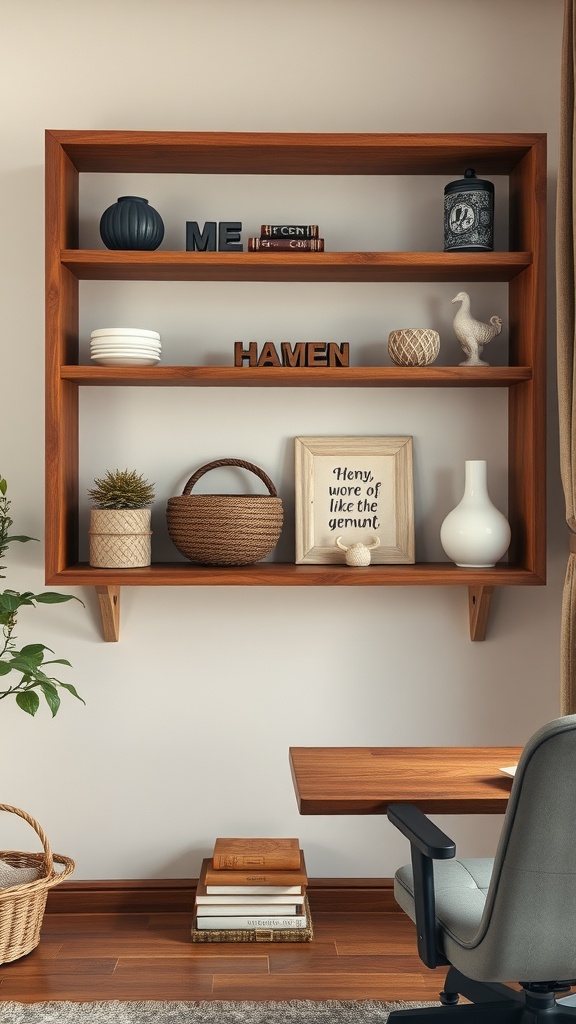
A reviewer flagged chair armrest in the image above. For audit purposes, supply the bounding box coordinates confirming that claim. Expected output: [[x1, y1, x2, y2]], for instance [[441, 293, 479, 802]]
[[387, 803, 456, 970], [387, 803, 456, 859]]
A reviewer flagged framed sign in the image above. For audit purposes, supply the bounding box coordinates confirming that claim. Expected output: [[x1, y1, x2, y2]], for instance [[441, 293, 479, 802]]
[[295, 436, 415, 565]]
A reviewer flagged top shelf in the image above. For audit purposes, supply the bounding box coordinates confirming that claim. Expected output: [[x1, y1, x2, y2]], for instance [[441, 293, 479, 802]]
[[61, 250, 531, 283], [49, 130, 546, 175]]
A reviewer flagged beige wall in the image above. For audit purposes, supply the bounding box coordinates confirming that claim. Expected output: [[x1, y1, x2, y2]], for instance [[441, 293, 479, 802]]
[[0, 0, 565, 878]]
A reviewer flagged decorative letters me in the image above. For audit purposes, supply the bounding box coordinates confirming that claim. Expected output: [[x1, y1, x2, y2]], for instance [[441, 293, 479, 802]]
[[186, 221, 243, 252]]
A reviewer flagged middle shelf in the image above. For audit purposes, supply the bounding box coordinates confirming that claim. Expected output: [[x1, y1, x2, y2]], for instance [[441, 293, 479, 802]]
[[61, 366, 532, 387]]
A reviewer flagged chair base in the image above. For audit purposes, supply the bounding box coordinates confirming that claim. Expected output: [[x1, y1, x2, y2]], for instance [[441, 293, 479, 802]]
[[388, 968, 576, 1024]]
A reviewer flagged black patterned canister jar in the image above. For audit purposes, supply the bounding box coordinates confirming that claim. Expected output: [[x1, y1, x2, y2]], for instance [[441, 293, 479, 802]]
[[443, 168, 494, 252], [99, 196, 165, 250]]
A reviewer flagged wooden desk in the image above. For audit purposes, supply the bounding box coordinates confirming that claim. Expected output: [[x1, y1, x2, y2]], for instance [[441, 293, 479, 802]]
[[289, 746, 523, 815]]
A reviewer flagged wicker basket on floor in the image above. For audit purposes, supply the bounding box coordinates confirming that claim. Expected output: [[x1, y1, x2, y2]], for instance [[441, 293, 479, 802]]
[[0, 803, 75, 964], [166, 458, 284, 565]]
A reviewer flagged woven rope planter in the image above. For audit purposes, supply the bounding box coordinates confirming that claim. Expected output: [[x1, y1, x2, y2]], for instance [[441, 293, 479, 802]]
[[0, 804, 75, 964], [388, 328, 440, 366], [89, 508, 152, 568], [167, 458, 283, 566]]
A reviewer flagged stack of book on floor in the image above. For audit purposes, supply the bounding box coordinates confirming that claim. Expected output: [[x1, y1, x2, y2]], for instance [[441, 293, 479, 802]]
[[248, 225, 325, 251], [191, 837, 312, 942]]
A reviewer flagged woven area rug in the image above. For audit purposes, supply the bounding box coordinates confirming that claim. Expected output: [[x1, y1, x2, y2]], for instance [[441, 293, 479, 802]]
[[1, 1000, 437, 1024]]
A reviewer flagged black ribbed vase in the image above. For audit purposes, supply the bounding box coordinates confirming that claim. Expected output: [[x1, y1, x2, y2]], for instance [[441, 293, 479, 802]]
[[99, 195, 164, 250]]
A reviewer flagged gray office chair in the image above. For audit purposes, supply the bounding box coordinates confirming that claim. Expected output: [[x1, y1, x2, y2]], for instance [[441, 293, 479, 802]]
[[386, 715, 576, 1024]]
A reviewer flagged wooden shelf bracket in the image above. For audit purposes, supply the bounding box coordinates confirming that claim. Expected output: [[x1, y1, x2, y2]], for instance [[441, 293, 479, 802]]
[[468, 585, 495, 641], [95, 585, 121, 642], [92, 582, 494, 643]]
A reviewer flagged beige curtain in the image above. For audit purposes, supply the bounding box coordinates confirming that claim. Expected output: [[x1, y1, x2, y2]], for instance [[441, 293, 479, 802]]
[[557, 0, 576, 713]]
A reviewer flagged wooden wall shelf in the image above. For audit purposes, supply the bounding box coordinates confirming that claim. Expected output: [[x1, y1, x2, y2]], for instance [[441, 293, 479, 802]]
[[60, 250, 532, 283], [45, 130, 547, 641], [61, 366, 533, 388]]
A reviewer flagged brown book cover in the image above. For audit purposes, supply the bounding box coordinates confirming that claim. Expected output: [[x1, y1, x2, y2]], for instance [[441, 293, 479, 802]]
[[204, 850, 307, 891], [248, 237, 325, 251], [213, 837, 301, 870], [197, 858, 306, 900]]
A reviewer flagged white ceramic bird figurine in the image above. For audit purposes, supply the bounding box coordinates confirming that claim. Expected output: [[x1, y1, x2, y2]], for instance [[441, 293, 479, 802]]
[[452, 291, 502, 366]]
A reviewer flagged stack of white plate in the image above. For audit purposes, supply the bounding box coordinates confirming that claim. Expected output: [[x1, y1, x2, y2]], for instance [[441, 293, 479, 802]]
[[90, 328, 161, 366]]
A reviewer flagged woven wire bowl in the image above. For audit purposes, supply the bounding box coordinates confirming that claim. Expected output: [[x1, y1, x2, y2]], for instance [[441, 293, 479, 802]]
[[388, 328, 440, 367]]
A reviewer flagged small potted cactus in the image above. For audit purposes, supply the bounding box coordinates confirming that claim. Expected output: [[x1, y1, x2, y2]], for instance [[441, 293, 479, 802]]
[[88, 469, 155, 568]]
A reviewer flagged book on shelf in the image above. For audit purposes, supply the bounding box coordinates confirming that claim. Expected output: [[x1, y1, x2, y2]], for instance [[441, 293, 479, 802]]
[[203, 850, 307, 892], [191, 895, 313, 943], [248, 237, 325, 251], [194, 911, 308, 930], [260, 224, 319, 238], [212, 836, 301, 871], [197, 891, 305, 905], [196, 903, 303, 918], [196, 861, 305, 904]]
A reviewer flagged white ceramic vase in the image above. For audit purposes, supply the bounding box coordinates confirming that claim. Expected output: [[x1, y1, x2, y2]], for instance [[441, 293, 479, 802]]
[[440, 460, 511, 568]]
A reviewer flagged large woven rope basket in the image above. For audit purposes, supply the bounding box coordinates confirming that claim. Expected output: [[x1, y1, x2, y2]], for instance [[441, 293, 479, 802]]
[[0, 804, 75, 964], [166, 458, 283, 566]]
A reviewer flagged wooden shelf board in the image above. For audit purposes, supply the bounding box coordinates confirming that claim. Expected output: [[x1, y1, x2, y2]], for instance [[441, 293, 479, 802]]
[[61, 250, 532, 283], [61, 365, 533, 387], [47, 562, 545, 587], [50, 129, 545, 175]]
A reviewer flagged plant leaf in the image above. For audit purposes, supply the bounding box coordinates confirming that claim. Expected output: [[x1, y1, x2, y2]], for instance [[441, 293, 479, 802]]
[[0, 592, 28, 613], [6, 535, 37, 544], [8, 653, 45, 673], [33, 592, 84, 605], [0, 661, 13, 676], [39, 682, 61, 717], [16, 690, 40, 716], [19, 643, 50, 657], [58, 682, 86, 703]]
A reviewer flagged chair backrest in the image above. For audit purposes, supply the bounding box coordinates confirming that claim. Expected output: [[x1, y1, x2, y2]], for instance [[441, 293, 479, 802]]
[[468, 715, 576, 981]]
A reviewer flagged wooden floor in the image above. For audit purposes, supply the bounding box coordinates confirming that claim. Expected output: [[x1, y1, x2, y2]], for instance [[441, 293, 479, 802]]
[[0, 909, 447, 1003]]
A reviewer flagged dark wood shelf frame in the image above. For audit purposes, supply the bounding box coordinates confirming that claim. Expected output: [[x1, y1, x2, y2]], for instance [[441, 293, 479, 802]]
[[45, 131, 547, 642], [61, 365, 533, 387]]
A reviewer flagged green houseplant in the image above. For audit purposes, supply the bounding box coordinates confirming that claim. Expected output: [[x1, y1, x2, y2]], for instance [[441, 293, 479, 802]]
[[0, 476, 84, 717], [88, 469, 156, 569]]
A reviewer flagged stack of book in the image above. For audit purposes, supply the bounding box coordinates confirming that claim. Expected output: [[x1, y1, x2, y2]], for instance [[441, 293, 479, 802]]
[[191, 837, 312, 942], [248, 225, 325, 252]]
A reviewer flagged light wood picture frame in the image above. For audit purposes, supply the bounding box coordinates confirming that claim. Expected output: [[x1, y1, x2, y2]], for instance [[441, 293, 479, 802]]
[[295, 436, 415, 565]]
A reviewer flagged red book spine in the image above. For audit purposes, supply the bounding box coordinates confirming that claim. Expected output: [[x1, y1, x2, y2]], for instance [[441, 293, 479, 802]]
[[248, 238, 325, 252]]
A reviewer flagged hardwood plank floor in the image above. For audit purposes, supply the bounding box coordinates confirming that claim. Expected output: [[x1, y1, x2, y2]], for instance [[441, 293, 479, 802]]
[[0, 910, 447, 1003]]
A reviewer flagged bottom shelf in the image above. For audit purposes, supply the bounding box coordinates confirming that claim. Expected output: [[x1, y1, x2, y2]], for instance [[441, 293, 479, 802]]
[[50, 560, 543, 587], [47, 562, 545, 644]]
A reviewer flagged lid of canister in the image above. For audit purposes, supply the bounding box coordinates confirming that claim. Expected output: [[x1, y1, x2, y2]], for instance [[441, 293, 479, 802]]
[[444, 168, 494, 194]]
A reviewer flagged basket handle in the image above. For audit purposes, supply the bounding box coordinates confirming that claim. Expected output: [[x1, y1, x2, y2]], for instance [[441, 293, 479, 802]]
[[182, 459, 278, 498], [0, 803, 54, 876]]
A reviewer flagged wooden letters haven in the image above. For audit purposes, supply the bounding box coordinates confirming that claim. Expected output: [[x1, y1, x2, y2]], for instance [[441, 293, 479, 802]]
[[234, 342, 350, 368]]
